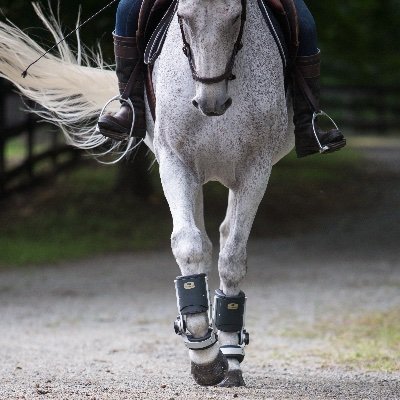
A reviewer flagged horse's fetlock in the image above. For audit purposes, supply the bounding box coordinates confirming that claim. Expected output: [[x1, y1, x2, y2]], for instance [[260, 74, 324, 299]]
[[186, 313, 209, 337], [174, 273, 216, 351]]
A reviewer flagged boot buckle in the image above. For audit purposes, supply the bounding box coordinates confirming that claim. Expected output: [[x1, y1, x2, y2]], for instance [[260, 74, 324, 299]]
[[312, 111, 339, 153]]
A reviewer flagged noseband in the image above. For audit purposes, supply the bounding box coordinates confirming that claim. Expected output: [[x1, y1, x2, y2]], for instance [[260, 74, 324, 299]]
[[178, 0, 247, 84]]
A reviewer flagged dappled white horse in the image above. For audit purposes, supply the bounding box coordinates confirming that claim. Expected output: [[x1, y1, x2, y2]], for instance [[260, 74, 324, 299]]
[[0, 0, 293, 387]]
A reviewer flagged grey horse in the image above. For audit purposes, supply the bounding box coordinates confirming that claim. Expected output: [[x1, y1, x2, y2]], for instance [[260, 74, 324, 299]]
[[0, 0, 293, 386]]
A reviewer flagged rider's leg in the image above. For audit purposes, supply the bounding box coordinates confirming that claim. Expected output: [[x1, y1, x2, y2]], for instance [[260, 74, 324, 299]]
[[97, 0, 146, 141], [293, 0, 346, 158]]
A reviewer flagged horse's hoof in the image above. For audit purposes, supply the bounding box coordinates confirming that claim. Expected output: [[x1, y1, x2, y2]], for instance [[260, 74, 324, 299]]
[[218, 369, 246, 387], [191, 350, 228, 386]]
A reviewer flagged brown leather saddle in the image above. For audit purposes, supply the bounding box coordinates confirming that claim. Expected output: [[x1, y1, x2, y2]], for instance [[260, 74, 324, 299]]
[[136, 0, 299, 120]]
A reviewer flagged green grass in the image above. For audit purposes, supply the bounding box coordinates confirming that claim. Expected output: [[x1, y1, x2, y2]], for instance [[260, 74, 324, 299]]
[[329, 309, 400, 371], [5, 137, 26, 164], [0, 162, 171, 266], [0, 147, 366, 267], [280, 309, 400, 372], [270, 147, 363, 184]]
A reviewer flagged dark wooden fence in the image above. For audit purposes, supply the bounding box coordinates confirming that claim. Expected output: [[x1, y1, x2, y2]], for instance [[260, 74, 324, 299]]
[[322, 85, 400, 133], [0, 82, 398, 198], [0, 81, 80, 199]]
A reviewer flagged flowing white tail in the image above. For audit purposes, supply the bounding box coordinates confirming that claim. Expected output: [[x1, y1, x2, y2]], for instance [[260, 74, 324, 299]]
[[0, 3, 133, 157]]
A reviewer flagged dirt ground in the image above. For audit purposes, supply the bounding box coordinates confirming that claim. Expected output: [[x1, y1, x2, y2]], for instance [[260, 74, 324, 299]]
[[0, 141, 399, 399]]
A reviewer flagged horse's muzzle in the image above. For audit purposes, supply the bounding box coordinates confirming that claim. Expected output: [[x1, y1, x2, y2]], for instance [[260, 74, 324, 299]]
[[192, 96, 232, 116]]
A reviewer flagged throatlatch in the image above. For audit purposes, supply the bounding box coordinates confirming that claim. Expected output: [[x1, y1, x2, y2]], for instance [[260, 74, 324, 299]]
[[174, 274, 217, 350], [214, 289, 250, 363]]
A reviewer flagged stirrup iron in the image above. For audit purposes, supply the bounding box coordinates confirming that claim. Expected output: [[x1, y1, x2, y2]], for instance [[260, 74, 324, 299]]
[[312, 110, 340, 154], [96, 94, 136, 140]]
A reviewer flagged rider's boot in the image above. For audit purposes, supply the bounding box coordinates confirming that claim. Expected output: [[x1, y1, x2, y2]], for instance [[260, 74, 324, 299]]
[[97, 33, 146, 141], [293, 51, 346, 158]]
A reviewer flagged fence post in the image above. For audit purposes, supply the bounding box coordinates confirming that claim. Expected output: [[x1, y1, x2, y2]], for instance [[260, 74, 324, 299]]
[[0, 136, 5, 197], [26, 114, 35, 180], [0, 80, 5, 197]]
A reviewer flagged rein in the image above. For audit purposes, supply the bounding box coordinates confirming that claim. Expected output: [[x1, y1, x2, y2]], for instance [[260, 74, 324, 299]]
[[178, 0, 247, 84]]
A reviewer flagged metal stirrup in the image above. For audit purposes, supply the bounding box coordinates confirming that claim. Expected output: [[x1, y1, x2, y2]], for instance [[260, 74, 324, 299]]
[[96, 95, 136, 139], [312, 110, 340, 153]]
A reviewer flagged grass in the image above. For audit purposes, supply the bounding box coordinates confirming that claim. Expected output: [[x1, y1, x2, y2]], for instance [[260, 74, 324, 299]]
[[0, 147, 367, 267], [280, 309, 400, 372], [328, 309, 400, 372], [0, 162, 172, 266]]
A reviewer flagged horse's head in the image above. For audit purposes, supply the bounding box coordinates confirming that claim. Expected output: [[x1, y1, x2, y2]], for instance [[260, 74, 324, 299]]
[[177, 0, 246, 116]]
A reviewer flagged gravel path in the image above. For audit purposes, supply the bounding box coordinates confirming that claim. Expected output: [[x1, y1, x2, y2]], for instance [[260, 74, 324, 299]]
[[1, 143, 399, 399]]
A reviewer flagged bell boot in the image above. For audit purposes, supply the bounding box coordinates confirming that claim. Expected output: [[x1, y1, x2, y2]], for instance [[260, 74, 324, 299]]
[[293, 51, 346, 158], [97, 33, 146, 141]]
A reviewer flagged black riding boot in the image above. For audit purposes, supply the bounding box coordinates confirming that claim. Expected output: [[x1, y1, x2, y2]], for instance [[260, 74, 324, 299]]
[[97, 33, 146, 141], [293, 51, 346, 158]]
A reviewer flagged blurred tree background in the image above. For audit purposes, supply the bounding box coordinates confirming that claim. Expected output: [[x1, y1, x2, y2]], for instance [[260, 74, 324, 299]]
[[1, 0, 399, 85], [308, 0, 400, 85]]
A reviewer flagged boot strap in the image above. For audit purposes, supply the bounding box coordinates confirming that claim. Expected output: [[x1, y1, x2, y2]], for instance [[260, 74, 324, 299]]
[[113, 33, 139, 60]]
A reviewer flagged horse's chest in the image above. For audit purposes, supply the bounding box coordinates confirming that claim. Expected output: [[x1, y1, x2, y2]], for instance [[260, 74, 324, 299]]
[[157, 126, 269, 186]]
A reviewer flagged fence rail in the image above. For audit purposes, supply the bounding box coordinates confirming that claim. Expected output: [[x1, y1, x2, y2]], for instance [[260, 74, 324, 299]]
[[322, 85, 400, 133], [0, 82, 398, 198], [0, 80, 80, 199]]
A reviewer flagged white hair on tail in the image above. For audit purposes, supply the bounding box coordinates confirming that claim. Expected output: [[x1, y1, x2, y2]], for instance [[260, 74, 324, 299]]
[[0, 2, 139, 160]]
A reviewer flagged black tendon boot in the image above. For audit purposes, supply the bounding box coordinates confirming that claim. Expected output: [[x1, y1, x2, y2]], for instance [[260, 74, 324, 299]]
[[293, 51, 346, 158], [97, 33, 146, 141]]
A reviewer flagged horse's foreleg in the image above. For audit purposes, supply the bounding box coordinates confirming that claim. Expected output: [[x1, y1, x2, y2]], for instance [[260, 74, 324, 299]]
[[219, 189, 234, 251], [159, 150, 227, 386], [217, 164, 272, 387]]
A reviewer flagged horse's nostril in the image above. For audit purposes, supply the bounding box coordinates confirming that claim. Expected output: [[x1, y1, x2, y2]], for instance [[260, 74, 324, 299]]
[[224, 98, 232, 109], [192, 99, 199, 108]]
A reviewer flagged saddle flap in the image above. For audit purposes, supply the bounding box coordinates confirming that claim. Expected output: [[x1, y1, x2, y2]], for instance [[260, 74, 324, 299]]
[[144, 0, 178, 65], [137, 0, 175, 53], [258, 0, 288, 69], [265, 0, 299, 62]]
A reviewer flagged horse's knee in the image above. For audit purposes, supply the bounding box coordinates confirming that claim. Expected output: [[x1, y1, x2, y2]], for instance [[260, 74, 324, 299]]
[[172, 227, 212, 275]]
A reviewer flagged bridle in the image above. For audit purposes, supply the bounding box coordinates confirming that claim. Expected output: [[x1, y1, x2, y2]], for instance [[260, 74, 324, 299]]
[[178, 0, 247, 84]]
